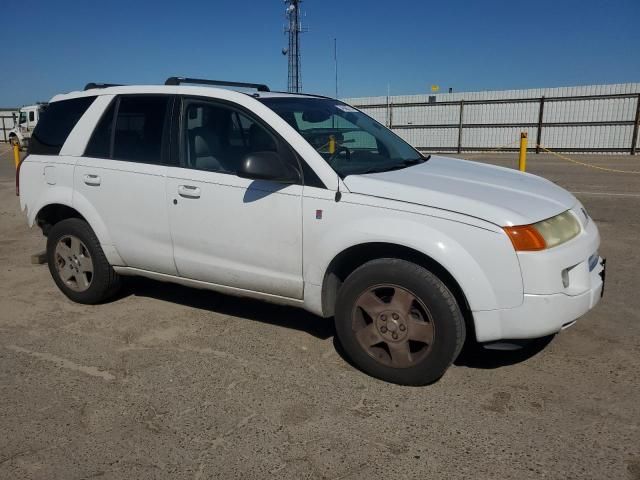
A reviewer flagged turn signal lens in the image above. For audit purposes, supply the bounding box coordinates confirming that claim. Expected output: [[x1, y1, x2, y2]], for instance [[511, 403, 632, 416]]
[[503, 225, 547, 251]]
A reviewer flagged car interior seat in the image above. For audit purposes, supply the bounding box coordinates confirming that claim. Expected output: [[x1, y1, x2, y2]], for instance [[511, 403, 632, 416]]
[[188, 127, 223, 172]]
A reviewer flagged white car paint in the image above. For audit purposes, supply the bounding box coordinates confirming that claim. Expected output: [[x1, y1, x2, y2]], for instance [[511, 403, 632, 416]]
[[74, 158, 177, 275], [343, 156, 577, 226], [19, 85, 604, 344], [165, 168, 304, 299]]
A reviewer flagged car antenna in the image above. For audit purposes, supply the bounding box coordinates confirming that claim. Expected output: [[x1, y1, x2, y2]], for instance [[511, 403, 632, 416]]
[[335, 178, 342, 202]]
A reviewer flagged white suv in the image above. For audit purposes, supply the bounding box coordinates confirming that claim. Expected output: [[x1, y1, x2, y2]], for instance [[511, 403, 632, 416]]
[[18, 77, 605, 385]]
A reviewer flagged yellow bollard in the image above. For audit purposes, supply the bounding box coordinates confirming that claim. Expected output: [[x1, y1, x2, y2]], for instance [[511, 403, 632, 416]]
[[13, 142, 21, 169], [518, 132, 528, 172], [328, 135, 336, 155]]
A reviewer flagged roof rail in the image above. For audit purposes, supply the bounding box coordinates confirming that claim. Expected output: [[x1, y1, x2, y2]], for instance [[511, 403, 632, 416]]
[[165, 77, 270, 92], [84, 83, 123, 91]]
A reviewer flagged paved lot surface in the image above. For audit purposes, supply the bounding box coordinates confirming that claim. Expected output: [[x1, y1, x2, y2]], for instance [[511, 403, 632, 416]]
[[1, 145, 639, 479]]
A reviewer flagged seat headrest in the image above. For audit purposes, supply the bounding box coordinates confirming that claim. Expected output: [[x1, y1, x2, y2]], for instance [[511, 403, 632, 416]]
[[192, 127, 221, 157]]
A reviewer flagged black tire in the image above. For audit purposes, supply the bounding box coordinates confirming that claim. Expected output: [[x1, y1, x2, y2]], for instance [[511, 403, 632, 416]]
[[9, 136, 20, 149], [334, 258, 465, 386], [46, 218, 121, 304]]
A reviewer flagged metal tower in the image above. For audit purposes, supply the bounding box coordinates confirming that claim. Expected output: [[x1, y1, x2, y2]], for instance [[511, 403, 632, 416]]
[[283, 0, 303, 93]]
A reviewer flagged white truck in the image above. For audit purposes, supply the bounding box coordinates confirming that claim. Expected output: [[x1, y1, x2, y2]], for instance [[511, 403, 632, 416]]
[[9, 104, 46, 149], [16, 78, 605, 385]]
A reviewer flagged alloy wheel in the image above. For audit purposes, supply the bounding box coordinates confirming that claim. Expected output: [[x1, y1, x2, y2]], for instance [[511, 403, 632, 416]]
[[54, 235, 94, 292], [352, 284, 435, 368]]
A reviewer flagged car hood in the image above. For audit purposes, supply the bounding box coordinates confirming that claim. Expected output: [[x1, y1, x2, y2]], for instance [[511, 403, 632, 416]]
[[342, 155, 577, 226]]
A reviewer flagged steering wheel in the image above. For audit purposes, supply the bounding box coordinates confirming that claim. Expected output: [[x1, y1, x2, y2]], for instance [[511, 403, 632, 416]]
[[328, 145, 352, 166]]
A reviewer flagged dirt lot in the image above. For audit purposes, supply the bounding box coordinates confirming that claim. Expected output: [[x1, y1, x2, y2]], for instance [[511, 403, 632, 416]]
[[1, 144, 639, 479]]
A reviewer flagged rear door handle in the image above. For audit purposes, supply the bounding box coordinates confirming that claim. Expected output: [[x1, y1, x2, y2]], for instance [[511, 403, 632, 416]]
[[83, 174, 101, 186], [178, 185, 201, 199]]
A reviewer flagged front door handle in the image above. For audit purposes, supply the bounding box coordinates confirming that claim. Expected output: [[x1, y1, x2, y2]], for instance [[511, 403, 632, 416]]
[[83, 174, 101, 186], [178, 185, 201, 199]]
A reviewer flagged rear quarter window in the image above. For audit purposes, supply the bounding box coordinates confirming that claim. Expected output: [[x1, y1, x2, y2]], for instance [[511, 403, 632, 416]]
[[28, 97, 96, 155]]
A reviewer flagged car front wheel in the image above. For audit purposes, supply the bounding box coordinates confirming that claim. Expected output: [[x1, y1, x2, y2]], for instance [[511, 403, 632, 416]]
[[334, 258, 465, 385]]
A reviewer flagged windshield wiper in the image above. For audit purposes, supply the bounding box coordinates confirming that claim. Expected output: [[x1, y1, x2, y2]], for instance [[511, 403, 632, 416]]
[[384, 157, 429, 171], [402, 157, 427, 166], [351, 155, 431, 176], [358, 158, 427, 175]]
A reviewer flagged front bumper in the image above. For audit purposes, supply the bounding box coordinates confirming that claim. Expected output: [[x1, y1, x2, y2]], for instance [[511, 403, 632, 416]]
[[473, 256, 605, 342]]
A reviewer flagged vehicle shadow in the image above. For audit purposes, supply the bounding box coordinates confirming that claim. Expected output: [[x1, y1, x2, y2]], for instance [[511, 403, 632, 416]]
[[454, 335, 555, 369], [117, 276, 335, 340], [115, 277, 553, 369]]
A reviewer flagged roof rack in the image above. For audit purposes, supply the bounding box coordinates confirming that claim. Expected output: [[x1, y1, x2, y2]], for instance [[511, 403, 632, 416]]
[[84, 83, 123, 91], [165, 77, 270, 92], [270, 90, 335, 100]]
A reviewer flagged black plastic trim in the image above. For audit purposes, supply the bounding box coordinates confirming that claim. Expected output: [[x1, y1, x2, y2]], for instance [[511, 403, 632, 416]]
[[161, 96, 178, 166], [84, 83, 123, 91], [165, 77, 270, 92]]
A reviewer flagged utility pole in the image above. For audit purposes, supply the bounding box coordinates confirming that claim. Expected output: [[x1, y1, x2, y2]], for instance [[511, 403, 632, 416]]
[[387, 83, 391, 127], [283, 0, 304, 93], [334, 38, 338, 99]]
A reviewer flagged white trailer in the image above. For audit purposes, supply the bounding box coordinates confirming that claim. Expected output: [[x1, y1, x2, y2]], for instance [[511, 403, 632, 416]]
[[0, 108, 18, 143], [8, 104, 47, 149]]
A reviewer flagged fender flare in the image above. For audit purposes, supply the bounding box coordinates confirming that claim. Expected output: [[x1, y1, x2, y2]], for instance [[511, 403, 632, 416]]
[[68, 190, 113, 246], [309, 215, 522, 315], [31, 191, 123, 265]]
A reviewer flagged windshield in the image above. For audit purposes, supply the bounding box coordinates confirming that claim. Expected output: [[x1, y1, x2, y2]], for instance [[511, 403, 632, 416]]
[[19, 112, 27, 125], [259, 97, 426, 177]]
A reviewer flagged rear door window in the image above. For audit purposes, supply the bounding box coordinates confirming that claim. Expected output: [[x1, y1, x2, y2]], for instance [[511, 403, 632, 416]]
[[28, 96, 96, 155], [84, 95, 172, 164], [113, 96, 169, 163]]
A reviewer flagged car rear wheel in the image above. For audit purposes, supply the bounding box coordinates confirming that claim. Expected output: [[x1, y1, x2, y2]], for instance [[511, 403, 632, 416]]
[[334, 258, 465, 385], [46, 218, 121, 304]]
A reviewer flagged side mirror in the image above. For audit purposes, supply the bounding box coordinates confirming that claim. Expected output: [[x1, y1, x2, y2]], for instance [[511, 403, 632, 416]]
[[237, 151, 299, 183]]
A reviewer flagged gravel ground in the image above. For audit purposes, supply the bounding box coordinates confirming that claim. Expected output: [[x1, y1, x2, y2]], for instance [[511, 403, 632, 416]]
[[1, 145, 639, 479]]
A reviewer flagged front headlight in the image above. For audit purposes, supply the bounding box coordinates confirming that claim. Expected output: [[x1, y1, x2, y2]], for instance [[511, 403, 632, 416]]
[[504, 210, 581, 251], [533, 211, 581, 248]]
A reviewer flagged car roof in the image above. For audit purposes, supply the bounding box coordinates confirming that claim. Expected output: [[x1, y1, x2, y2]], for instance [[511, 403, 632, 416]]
[[50, 85, 330, 103]]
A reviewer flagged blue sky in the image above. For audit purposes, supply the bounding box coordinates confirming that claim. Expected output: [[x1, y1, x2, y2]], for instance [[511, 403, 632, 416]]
[[2, 0, 639, 106]]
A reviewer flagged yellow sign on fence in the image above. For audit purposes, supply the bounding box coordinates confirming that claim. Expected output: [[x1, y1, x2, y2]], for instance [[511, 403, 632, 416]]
[[431, 85, 439, 92]]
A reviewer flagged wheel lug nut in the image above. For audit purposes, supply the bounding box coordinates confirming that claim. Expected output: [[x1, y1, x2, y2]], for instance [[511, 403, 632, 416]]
[[392, 313, 399, 320], [380, 326, 387, 333], [380, 314, 387, 321], [392, 332, 398, 340], [399, 324, 406, 332]]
